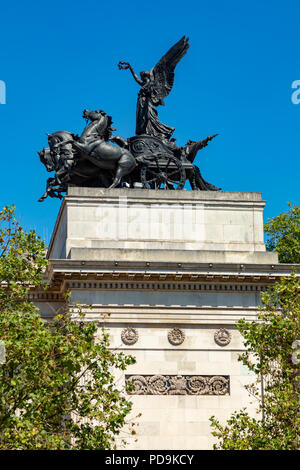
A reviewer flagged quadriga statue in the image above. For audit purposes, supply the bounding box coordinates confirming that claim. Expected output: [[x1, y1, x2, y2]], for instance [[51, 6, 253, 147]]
[[38, 37, 220, 201]]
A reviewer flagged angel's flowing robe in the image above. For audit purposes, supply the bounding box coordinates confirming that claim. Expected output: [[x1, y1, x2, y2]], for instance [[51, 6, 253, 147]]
[[135, 83, 174, 141]]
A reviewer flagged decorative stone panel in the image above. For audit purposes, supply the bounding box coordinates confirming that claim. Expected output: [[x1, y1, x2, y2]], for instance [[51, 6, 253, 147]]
[[126, 375, 230, 395], [168, 328, 185, 346], [121, 327, 138, 345], [214, 328, 231, 346]]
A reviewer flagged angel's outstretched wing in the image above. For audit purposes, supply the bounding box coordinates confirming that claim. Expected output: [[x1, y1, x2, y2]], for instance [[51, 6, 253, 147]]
[[150, 36, 189, 105]]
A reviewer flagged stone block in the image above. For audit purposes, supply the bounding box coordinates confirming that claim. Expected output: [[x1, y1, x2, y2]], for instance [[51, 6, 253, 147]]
[[48, 188, 270, 259]]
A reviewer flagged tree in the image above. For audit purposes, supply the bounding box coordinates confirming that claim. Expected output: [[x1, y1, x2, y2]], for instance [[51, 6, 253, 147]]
[[210, 273, 300, 450], [264, 203, 300, 263], [0, 206, 136, 449]]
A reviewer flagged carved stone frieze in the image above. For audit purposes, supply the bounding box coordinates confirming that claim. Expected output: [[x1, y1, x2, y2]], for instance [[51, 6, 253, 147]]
[[126, 375, 230, 395], [168, 328, 185, 346], [121, 327, 138, 345], [214, 328, 231, 346]]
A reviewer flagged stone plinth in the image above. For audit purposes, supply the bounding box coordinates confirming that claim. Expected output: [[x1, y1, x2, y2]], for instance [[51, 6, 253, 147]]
[[38, 187, 294, 450], [48, 187, 276, 262]]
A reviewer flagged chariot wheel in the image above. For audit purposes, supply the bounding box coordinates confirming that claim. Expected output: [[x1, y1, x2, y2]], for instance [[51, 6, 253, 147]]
[[140, 155, 186, 190]]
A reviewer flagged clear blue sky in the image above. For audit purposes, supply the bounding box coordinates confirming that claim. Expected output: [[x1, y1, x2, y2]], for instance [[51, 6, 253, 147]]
[[0, 0, 299, 242]]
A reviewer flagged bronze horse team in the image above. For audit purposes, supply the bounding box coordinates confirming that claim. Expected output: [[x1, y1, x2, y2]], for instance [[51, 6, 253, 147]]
[[38, 37, 220, 201]]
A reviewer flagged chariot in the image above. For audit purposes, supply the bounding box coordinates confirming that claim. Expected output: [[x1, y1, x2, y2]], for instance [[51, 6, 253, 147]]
[[128, 135, 194, 190]]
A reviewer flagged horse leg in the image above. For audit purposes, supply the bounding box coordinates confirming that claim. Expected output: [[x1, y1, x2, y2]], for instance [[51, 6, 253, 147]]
[[38, 177, 61, 202], [97, 170, 112, 188], [109, 166, 126, 188], [109, 153, 137, 189]]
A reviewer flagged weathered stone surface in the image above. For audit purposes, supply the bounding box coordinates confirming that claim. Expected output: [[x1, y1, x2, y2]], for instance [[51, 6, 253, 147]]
[[48, 187, 275, 261], [68, 247, 278, 264]]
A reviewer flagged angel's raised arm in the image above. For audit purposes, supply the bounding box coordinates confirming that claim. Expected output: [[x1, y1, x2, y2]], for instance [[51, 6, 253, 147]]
[[118, 61, 143, 86]]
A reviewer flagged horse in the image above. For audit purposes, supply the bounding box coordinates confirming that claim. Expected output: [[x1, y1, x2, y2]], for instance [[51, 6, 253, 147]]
[[38, 110, 137, 201], [70, 109, 136, 188]]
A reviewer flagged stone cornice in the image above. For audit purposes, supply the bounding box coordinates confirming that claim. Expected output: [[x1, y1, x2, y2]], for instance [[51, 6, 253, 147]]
[[66, 186, 265, 203], [36, 258, 300, 302], [47, 258, 299, 281]]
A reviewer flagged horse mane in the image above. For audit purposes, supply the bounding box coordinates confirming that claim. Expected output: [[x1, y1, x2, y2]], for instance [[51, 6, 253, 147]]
[[103, 114, 115, 141]]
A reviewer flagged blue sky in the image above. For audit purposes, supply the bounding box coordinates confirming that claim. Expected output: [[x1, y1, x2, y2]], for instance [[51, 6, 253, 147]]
[[0, 0, 299, 242]]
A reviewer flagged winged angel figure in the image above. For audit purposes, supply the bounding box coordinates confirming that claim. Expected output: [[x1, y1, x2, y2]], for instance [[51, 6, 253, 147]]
[[118, 36, 189, 141]]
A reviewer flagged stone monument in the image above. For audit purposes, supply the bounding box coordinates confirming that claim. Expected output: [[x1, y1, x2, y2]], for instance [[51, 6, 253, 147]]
[[34, 38, 294, 449], [34, 186, 294, 449]]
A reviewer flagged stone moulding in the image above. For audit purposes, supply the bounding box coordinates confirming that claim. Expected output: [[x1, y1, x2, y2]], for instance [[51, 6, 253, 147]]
[[29, 279, 270, 303], [126, 374, 230, 395], [64, 280, 269, 292]]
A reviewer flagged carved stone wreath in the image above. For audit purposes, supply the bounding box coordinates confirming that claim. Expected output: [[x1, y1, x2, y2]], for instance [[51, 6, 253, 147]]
[[208, 376, 229, 395], [126, 375, 147, 395], [168, 328, 185, 346], [187, 376, 209, 395], [121, 327, 138, 345], [148, 375, 169, 395], [214, 328, 231, 346]]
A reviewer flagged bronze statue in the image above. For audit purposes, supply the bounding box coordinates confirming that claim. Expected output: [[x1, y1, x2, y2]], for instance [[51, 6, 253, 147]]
[[38, 110, 137, 201], [118, 36, 189, 140], [38, 37, 221, 201]]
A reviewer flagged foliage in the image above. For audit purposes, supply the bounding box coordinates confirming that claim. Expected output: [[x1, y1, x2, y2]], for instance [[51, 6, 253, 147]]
[[210, 273, 300, 450], [264, 203, 300, 263], [0, 206, 136, 449]]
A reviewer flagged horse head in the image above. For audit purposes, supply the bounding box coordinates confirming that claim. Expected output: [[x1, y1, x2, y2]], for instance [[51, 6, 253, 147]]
[[47, 131, 76, 148], [38, 147, 55, 172]]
